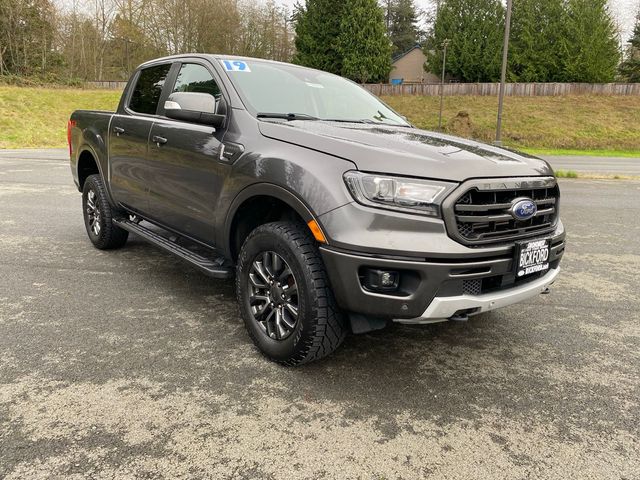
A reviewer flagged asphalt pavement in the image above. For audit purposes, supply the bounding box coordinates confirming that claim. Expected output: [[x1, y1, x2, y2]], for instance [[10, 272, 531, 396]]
[[539, 155, 640, 176], [1, 150, 639, 479]]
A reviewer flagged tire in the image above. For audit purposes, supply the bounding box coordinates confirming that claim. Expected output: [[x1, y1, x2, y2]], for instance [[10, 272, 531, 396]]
[[236, 221, 347, 366], [82, 174, 128, 250]]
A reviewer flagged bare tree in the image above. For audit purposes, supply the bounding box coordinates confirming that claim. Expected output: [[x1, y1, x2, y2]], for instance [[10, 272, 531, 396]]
[[1, 0, 296, 81]]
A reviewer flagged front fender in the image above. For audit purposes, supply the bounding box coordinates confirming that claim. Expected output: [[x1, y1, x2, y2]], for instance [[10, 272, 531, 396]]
[[215, 139, 357, 257], [221, 182, 317, 257]]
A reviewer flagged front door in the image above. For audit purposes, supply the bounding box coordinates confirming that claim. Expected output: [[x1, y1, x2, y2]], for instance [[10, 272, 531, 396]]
[[145, 62, 228, 245], [108, 63, 172, 215]]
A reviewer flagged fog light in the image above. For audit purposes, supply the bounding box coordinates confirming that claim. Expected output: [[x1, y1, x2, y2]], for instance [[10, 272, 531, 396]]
[[362, 268, 400, 292], [380, 271, 394, 286]]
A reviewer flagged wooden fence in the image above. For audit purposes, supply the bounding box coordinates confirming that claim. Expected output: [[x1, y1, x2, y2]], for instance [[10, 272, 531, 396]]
[[364, 82, 640, 96], [86, 79, 640, 96], [86, 80, 128, 89]]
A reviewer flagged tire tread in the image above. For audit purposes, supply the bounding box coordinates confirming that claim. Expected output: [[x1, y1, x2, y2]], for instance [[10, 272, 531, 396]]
[[236, 221, 346, 366], [83, 174, 128, 250]]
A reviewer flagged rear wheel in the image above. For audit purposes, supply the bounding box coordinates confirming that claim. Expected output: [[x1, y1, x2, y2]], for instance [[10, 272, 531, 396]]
[[236, 221, 346, 366], [82, 174, 128, 250]]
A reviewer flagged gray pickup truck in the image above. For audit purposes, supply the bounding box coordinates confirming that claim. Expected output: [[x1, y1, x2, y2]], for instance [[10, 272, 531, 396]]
[[68, 54, 565, 365]]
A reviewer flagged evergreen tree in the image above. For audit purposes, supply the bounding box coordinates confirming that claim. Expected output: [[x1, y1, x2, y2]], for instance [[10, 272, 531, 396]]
[[619, 9, 640, 82], [426, 0, 505, 82], [338, 0, 392, 83], [509, 0, 567, 82], [561, 0, 619, 82], [293, 0, 346, 74], [382, 0, 393, 30], [388, 0, 421, 54]]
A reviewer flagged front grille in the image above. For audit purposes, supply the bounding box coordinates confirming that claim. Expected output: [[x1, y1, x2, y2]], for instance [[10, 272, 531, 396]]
[[444, 177, 559, 246]]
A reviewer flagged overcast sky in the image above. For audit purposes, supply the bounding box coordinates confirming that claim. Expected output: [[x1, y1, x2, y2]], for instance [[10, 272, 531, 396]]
[[277, 0, 639, 47]]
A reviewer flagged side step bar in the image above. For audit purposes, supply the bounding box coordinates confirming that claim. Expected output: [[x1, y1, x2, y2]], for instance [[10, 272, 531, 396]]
[[113, 218, 233, 279]]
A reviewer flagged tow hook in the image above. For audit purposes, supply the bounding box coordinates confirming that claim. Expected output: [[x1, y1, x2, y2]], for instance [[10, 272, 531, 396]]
[[541, 287, 551, 295]]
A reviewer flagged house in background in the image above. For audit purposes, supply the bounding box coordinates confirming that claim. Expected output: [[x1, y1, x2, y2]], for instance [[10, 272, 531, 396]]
[[389, 45, 439, 84]]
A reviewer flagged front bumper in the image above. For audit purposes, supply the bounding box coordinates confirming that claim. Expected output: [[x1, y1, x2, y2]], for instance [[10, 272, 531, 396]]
[[319, 234, 565, 319], [396, 266, 560, 324]]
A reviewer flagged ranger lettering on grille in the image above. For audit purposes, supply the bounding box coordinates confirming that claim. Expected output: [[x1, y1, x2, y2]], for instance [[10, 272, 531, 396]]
[[445, 177, 560, 245]]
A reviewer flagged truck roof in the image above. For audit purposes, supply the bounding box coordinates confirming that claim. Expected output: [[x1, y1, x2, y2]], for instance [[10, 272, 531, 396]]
[[138, 53, 295, 70]]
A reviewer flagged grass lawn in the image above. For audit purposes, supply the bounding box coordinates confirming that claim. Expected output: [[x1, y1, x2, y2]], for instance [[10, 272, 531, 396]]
[[0, 86, 121, 149], [519, 147, 640, 157], [0, 85, 638, 156], [383, 94, 640, 156]]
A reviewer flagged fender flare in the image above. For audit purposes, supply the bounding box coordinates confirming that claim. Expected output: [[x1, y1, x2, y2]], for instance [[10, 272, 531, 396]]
[[76, 143, 102, 182], [76, 131, 116, 206], [221, 182, 317, 257]]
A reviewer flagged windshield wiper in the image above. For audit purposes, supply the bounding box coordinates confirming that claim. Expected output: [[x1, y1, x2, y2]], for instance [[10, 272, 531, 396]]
[[257, 112, 319, 121], [322, 118, 412, 127], [321, 118, 374, 124], [257, 113, 411, 127]]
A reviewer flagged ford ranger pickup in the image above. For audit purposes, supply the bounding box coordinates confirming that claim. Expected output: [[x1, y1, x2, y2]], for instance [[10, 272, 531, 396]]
[[68, 54, 565, 365]]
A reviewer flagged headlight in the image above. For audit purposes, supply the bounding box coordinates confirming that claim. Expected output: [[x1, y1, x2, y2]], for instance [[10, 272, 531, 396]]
[[343, 171, 457, 217]]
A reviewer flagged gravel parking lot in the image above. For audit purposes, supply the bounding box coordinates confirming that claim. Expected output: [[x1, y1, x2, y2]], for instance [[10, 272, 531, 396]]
[[1, 150, 638, 479]]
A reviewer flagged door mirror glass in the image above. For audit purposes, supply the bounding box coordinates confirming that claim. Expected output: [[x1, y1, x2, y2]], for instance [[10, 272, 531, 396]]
[[164, 92, 225, 127]]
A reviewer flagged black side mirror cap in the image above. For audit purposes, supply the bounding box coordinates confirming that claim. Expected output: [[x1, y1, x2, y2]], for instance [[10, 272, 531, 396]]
[[165, 108, 225, 128]]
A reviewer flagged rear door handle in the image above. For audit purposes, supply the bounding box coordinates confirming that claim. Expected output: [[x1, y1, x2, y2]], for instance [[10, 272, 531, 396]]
[[113, 126, 125, 136], [152, 135, 167, 146]]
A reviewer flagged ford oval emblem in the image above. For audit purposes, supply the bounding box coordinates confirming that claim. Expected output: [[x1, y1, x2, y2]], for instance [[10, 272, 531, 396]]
[[510, 198, 537, 221]]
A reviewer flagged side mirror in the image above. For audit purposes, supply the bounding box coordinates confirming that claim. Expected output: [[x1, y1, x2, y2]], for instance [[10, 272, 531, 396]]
[[164, 92, 225, 128]]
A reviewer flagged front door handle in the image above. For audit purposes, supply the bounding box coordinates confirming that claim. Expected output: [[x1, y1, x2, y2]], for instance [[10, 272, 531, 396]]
[[113, 126, 125, 136], [152, 135, 167, 146]]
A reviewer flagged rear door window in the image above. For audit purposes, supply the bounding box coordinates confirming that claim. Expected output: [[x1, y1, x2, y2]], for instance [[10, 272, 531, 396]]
[[129, 64, 172, 115]]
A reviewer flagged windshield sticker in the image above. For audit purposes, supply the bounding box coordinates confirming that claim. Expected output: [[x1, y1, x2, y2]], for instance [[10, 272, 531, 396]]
[[221, 60, 251, 72]]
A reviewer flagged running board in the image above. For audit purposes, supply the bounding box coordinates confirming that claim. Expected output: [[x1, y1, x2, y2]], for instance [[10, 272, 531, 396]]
[[113, 218, 233, 279]]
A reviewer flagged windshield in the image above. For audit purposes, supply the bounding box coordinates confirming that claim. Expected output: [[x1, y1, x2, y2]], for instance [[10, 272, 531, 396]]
[[220, 59, 410, 127]]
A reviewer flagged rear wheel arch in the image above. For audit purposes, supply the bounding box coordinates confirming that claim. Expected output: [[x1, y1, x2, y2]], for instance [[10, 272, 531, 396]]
[[77, 148, 101, 190]]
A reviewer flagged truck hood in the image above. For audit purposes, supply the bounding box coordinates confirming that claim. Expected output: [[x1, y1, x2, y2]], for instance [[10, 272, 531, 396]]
[[258, 120, 553, 181]]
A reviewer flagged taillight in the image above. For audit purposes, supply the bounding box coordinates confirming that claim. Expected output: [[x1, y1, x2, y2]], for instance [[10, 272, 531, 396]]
[[67, 119, 76, 156]]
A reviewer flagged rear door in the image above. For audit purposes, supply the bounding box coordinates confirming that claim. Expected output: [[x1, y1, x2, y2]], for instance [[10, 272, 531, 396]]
[[109, 63, 173, 214], [145, 61, 228, 244]]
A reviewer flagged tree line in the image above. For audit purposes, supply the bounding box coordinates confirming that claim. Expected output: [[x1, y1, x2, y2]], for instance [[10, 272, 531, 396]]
[[294, 0, 637, 84], [0, 0, 295, 81], [292, 0, 423, 83], [427, 0, 627, 83], [0, 0, 638, 84], [620, 9, 640, 82]]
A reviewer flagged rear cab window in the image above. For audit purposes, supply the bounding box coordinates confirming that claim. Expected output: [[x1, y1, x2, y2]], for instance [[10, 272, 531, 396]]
[[129, 64, 172, 115]]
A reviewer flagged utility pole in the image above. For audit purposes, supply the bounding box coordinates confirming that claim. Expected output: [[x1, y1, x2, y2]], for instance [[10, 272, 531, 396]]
[[495, 0, 513, 146], [438, 38, 450, 131]]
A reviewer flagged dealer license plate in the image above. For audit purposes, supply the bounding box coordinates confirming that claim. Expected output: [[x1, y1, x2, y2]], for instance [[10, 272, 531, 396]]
[[515, 238, 551, 278]]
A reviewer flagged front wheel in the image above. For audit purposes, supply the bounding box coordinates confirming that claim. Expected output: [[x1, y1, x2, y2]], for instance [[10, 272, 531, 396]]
[[236, 221, 346, 366], [82, 174, 128, 250]]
